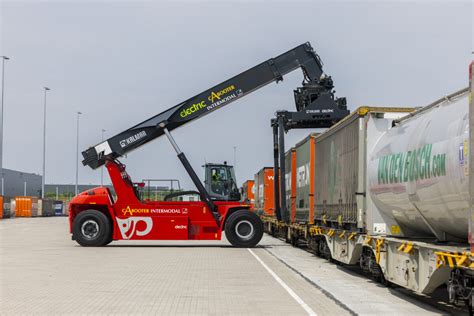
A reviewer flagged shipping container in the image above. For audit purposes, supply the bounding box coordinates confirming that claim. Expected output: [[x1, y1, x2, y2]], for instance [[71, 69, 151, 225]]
[[3, 196, 12, 218], [313, 107, 413, 231], [369, 91, 469, 241], [294, 134, 317, 224], [9, 198, 15, 217], [241, 180, 255, 210], [39, 199, 55, 217], [284, 148, 296, 223], [254, 167, 275, 215], [54, 200, 64, 216], [37, 199, 42, 216], [15, 197, 39, 217]]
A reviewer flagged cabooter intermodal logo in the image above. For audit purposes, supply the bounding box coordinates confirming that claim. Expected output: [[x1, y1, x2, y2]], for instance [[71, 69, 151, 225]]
[[121, 206, 183, 216], [179, 84, 239, 118], [122, 206, 150, 216], [378, 144, 446, 184]]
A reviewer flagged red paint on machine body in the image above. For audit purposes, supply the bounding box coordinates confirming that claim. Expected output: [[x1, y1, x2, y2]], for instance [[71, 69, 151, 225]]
[[69, 160, 245, 241]]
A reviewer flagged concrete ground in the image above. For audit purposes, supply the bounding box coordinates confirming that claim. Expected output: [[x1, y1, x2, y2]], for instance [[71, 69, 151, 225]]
[[0, 217, 459, 315]]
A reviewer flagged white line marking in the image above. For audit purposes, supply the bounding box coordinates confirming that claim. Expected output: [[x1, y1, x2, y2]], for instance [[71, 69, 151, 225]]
[[248, 248, 317, 316]]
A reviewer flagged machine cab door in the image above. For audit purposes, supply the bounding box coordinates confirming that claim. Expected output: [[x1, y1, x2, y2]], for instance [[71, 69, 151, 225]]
[[204, 163, 241, 201]]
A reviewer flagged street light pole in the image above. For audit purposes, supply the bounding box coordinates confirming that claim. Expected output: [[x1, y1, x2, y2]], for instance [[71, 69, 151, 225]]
[[233, 146, 237, 167], [0, 56, 10, 195], [100, 129, 105, 186], [75, 111, 82, 195], [42, 87, 50, 198]]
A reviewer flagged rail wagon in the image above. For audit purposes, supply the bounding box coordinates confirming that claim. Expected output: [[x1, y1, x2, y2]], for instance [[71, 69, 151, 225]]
[[263, 101, 473, 311]]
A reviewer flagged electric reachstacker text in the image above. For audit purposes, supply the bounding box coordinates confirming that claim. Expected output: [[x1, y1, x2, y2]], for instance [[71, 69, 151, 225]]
[[69, 42, 349, 247]]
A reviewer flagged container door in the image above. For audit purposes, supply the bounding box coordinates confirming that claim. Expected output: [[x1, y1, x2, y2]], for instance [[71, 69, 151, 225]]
[[264, 169, 275, 215]]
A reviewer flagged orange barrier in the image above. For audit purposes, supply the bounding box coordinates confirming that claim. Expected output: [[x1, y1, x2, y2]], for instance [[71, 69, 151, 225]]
[[0, 196, 3, 219]]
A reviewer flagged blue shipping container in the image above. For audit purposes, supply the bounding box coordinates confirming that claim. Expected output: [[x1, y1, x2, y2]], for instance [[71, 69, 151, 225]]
[[54, 201, 64, 216]]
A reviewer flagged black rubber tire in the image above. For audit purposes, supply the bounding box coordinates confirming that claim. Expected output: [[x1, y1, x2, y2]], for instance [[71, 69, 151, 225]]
[[72, 210, 112, 247], [225, 210, 264, 247], [102, 233, 113, 246]]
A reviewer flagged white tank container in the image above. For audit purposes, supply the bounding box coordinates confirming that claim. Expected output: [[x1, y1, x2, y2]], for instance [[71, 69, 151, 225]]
[[368, 89, 469, 242]]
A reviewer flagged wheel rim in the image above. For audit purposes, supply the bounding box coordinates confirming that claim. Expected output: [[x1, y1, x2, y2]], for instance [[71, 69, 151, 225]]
[[235, 220, 254, 240], [81, 220, 100, 240]]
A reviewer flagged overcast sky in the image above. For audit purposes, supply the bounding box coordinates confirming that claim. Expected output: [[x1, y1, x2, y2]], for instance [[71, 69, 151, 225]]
[[0, 0, 472, 189]]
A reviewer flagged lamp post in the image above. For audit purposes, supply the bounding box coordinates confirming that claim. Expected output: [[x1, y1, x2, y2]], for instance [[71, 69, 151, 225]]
[[75, 111, 82, 195], [233, 146, 237, 166], [1, 56, 10, 195], [42, 87, 50, 198], [100, 129, 106, 186]]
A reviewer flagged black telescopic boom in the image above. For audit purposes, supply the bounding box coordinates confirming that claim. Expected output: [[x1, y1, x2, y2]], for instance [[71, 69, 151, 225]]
[[82, 42, 325, 169]]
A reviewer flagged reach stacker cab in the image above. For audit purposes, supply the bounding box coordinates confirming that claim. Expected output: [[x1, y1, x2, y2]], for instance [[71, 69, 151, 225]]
[[204, 162, 240, 201], [68, 42, 349, 247]]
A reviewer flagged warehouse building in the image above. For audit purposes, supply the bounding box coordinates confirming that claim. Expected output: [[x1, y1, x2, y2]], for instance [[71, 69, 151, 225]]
[[0, 168, 42, 197]]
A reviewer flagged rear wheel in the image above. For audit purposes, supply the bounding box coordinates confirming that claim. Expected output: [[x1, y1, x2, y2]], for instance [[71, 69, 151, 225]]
[[72, 210, 112, 247], [103, 233, 113, 246], [225, 210, 263, 247]]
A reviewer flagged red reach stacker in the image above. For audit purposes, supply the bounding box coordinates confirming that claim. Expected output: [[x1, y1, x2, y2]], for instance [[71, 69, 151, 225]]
[[69, 42, 349, 247]]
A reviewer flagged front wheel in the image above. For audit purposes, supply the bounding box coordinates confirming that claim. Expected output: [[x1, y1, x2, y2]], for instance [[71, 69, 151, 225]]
[[72, 210, 112, 247], [225, 210, 263, 247]]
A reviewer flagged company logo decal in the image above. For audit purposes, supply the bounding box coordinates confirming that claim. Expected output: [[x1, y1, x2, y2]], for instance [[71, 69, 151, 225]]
[[208, 85, 236, 102], [119, 131, 147, 148], [306, 108, 334, 114], [296, 164, 310, 188], [179, 85, 243, 118], [122, 206, 150, 216], [121, 206, 184, 216], [174, 225, 187, 230], [180, 101, 207, 118], [377, 144, 446, 184], [116, 217, 153, 239]]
